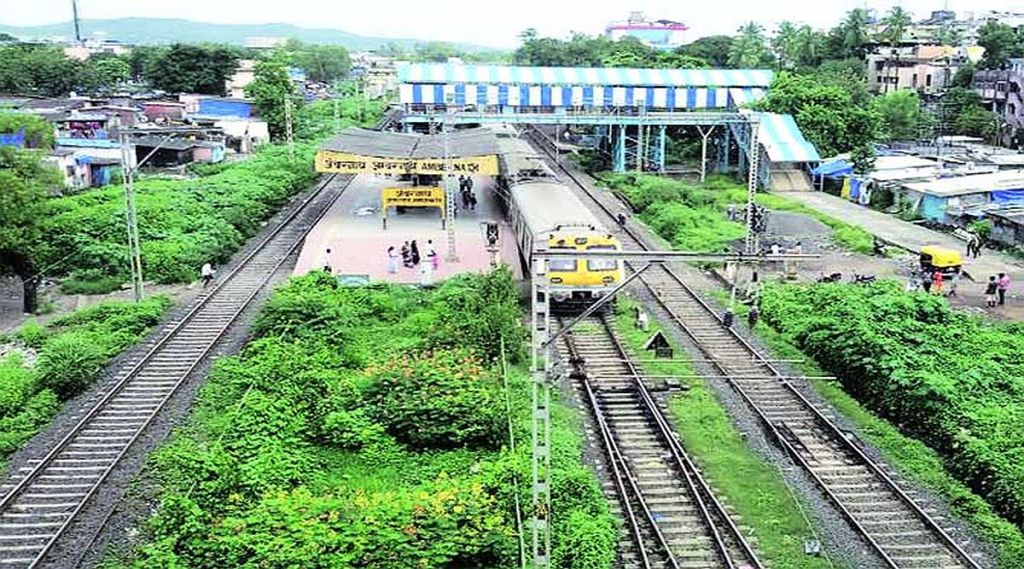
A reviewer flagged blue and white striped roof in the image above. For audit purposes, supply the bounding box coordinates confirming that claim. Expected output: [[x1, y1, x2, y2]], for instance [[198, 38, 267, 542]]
[[751, 112, 821, 163], [399, 63, 774, 88]]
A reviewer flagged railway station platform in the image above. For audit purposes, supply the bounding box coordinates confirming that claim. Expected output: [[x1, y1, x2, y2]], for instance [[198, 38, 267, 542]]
[[293, 174, 522, 284]]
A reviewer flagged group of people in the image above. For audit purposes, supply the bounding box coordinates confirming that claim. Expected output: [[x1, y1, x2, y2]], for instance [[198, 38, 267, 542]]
[[459, 175, 477, 211], [984, 272, 1012, 308], [386, 239, 440, 286], [909, 268, 958, 297]]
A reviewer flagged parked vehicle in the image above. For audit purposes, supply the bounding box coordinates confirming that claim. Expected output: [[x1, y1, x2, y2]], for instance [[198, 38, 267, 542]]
[[919, 246, 962, 277]]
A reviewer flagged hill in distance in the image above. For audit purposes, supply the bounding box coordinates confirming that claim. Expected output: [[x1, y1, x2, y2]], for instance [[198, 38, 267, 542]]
[[0, 17, 497, 52]]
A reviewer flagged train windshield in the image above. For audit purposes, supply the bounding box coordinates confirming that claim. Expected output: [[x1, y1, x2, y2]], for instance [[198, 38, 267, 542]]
[[548, 259, 577, 271], [586, 245, 618, 271]]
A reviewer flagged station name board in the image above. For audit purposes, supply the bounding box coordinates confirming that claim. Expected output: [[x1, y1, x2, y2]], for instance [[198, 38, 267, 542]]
[[381, 187, 445, 209], [316, 150, 500, 176]]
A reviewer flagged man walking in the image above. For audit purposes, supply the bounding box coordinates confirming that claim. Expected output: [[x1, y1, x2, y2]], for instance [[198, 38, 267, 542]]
[[200, 262, 215, 288], [322, 248, 333, 275]]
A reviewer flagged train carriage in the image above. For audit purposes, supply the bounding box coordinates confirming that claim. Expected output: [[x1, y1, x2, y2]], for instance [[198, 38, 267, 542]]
[[509, 181, 624, 306]]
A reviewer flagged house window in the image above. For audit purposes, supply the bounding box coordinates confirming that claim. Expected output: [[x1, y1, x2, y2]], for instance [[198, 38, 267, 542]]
[[875, 61, 885, 71], [926, 74, 933, 87]]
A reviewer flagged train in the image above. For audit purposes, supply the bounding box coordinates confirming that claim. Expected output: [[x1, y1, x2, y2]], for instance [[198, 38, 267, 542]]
[[491, 124, 624, 306]]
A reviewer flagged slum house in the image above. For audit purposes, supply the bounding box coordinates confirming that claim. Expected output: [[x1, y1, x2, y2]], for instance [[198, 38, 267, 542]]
[[132, 135, 226, 168], [899, 169, 1024, 224], [53, 110, 115, 139], [142, 101, 186, 124], [48, 138, 127, 190], [988, 208, 1024, 246]]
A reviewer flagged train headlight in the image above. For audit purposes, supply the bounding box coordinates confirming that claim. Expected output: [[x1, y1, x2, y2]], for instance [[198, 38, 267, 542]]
[[550, 277, 563, 284], [602, 276, 614, 284]]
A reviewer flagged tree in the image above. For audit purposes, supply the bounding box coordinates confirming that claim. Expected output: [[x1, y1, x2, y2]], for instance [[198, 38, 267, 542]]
[[935, 23, 962, 47], [0, 45, 84, 96], [0, 33, 16, 42], [825, 9, 872, 60], [293, 43, 351, 84], [145, 44, 240, 94], [879, 6, 912, 46], [677, 35, 733, 67], [951, 62, 975, 88], [753, 72, 881, 156], [977, 21, 1022, 69], [793, 25, 825, 69], [246, 58, 298, 141], [873, 90, 932, 141], [772, 22, 802, 70], [601, 37, 653, 68], [86, 54, 131, 92], [728, 22, 771, 68], [0, 147, 60, 312], [127, 45, 166, 82], [850, 143, 876, 175], [0, 112, 56, 149]]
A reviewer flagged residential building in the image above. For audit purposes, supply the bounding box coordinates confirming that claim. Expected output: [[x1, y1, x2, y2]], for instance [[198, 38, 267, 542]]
[[243, 37, 287, 50], [974, 59, 1024, 148], [63, 38, 131, 61], [225, 59, 257, 99], [867, 44, 970, 96]]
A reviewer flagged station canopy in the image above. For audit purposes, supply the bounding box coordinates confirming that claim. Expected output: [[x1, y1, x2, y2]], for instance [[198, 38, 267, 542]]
[[316, 127, 500, 176]]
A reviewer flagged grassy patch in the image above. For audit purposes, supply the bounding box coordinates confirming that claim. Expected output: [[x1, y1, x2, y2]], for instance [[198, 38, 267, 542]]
[[611, 298, 836, 569], [707, 288, 1024, 568], [112, 270, 614, 569], [0, 297, 170, 465]]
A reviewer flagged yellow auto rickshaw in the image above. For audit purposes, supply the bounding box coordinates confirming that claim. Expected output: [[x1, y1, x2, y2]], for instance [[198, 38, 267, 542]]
[[919, 245, 963, 276]]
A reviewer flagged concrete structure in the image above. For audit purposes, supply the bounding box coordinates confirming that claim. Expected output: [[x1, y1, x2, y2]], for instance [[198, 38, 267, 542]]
[[974, 59, 1024, 148], [867, 44, 968, 95], [243, 37, 287, 50], [225, 59, 257, 99], [989, 207, 1024, 246], [63, 39, 130, 61], [142, 101, 186, 123], [49, 138, 127, 189], [293, 173, 520, 283], [605, 12, 688, 50]]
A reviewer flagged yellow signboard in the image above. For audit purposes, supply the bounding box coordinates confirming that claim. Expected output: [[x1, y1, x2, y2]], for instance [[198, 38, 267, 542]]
[[316, 150, 500, 176], [380, 187, 446, 229], [382, 187, 445, 209]]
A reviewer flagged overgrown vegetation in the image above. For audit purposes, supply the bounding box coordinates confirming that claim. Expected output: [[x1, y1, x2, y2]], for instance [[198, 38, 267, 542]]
[[759, 281, 1024, 549], [612, 299, 836, 569], [0, 297, 170, 459], [600, 173, 874, 254], [117, 270, 615, 568], [40, 145, 318, 293]]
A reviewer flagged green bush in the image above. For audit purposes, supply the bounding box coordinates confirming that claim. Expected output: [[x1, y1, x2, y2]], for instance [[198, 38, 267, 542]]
[[761, 281, 1024, 528], [365, 349, 504, 450], [15, 319, 48, 348], [59, 271, 125, 295], [36, 331, 111, 399]]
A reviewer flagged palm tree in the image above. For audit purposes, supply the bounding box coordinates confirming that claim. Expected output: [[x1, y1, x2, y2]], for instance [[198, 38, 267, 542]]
[[795, 24, 823, 68], [772, 21, 800, 70], [729, 22, 769, 68], [935, 23, 962, 47], [840, 8, 872, 59], [881, 6, 913, 46]]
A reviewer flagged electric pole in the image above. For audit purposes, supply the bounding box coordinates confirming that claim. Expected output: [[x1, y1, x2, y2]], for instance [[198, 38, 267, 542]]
[[284, 94, 295, 161], [119, 132, 144, 302], [443, 94, 459, 262], [71, 0, 82, 44]]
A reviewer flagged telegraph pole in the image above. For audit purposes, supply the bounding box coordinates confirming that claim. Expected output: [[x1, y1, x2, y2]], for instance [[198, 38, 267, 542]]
[[71, 0, 82, 44]]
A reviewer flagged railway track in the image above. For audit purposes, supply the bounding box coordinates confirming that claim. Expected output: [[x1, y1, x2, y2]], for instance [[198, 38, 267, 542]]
[[557, 316, 761, 569], [0, 172, 352, 568], [527, 128, 984, 569]]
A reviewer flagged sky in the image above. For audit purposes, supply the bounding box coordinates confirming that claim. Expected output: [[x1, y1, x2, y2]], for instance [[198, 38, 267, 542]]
[[6, 0, 1024, 48]]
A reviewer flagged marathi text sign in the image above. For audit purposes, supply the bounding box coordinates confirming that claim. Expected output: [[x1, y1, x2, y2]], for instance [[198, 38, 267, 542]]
[[382, 187, 445, 210], [316, 150, 500, 176]]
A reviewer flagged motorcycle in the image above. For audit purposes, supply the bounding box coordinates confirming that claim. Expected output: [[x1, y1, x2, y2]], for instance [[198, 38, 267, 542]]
[[817, 272, 842, 283], [853, 272, 877, 284], [872, 238, 888, 257]]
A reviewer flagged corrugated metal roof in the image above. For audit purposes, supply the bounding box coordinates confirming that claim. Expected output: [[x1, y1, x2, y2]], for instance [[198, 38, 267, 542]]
[[751, 112, 821, 163], [511, 182, 605, 235], [319, 127, 499, 159], [399, 63, 774, 88], [904, 169, 1024, 197]]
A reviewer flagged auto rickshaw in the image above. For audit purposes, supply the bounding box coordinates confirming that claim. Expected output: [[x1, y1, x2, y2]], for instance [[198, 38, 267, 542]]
[[919, 245, 963, 276]]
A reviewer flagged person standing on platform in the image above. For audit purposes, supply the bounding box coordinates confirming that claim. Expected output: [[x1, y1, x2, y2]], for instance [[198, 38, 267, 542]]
[[998, 272, 1011, 305], [410, 240, 421, 266], [322, 248, 333, 275], [401, 241, 412, 268], [427, 239, 439, 271], [469, 189, 477, 211], [387, 246, 398, 274], [200, 262, 215, 288]]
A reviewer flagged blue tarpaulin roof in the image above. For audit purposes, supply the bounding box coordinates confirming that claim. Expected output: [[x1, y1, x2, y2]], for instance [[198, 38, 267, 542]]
[[811, 159, 853, 177], [992, 189, 1024, 203], [399, 63, 774, 88]]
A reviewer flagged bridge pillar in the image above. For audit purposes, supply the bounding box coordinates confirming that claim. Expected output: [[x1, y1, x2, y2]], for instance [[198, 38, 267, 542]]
[[719, 127, 731, 173], [654, 126, 666, 172], [614, 125, 626, 173]]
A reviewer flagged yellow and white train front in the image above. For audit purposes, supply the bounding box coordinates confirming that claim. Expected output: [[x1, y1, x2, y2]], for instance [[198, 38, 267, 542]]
[[544, 232, 624, 302]]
